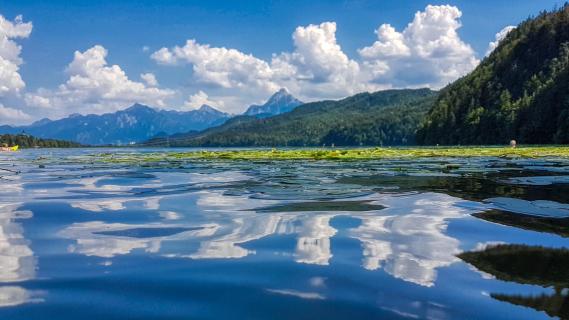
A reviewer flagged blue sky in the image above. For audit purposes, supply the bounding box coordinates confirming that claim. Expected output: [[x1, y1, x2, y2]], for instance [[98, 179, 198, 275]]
[[0, 0, 565, 124]]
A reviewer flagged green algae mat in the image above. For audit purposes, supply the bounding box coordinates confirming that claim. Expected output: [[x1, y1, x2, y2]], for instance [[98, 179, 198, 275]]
[[93, 147, 569, 163]]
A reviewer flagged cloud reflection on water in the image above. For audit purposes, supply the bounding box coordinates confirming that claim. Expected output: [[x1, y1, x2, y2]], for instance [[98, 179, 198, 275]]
[[59, 221, 218, 258], [350, 193, 472, 286], [12, 160, 559, 292], [59, 183, 482, 287], [0, 175, 38, 307]]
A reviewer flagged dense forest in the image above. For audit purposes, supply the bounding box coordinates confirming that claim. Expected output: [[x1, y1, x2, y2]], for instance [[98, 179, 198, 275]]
[[417, 4, 569, 145], [0, 134, 82, 148], [143, 89, 437, 147]]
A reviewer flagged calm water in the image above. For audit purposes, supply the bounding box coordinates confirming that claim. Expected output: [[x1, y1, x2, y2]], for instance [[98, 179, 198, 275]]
[[1, 148, 569, 319]]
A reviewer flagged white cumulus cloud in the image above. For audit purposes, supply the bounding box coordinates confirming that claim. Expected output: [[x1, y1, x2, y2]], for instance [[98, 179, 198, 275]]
[[151, 5, 483, 111], [24, 92, 51, 108], [184, 90, 225, 110], [486, 25, 515, 56], [1, 5, 511, 121], [0, 103, 30, 124], [274, 22, 360, 83], [272, 21, 369, 99], [25, 45, 174, 116], [152, 39, 277, 93], [358, 5, 479, 88], [151, 21, 373, 110], [140, 73, 158, 86], [0, 14, 32, 96]]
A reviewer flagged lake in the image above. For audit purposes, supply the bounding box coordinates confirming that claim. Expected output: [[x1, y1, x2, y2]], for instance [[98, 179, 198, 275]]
[[1, 148, 569, 319]]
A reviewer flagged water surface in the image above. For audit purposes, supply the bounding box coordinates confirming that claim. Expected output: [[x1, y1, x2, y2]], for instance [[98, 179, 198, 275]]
[[1, 148, 569, 319]]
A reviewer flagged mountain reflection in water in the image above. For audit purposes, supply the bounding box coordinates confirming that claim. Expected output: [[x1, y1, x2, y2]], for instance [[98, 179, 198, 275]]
[[460, 244, 569, 318]]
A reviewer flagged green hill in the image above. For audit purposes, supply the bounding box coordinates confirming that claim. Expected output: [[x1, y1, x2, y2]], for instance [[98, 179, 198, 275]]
[[144, 88, 437, 147], [417, 5, 569, 145]]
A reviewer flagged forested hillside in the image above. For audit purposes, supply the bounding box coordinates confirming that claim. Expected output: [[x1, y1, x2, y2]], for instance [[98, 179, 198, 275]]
[[418, 5, 569, 145], [144, 89, 437, 147]]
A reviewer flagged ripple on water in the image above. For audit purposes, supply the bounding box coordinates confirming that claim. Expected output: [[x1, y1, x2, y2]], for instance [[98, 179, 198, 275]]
[[94, 226, 205, 238], [503, 175, 569, 185], [253, 200, 386, 212], [487, 197, 569, 218]]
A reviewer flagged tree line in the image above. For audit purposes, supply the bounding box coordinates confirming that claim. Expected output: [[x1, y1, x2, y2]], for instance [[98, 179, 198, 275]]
[[0, 134, 82, 148]]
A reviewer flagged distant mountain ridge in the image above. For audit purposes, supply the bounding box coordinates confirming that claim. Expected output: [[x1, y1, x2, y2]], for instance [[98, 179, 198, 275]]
[[0, 103, 230, 145], [244, 88, 303, 117], [0, 89, 304, 145]]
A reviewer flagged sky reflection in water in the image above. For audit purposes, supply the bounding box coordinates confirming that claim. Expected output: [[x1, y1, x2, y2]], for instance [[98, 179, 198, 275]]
[[1, 149, 569, 319]]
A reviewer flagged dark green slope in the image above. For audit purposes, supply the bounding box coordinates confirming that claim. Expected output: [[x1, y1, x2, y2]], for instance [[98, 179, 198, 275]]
[[145, 88, 436, 147], [418, 5, 569, 145]]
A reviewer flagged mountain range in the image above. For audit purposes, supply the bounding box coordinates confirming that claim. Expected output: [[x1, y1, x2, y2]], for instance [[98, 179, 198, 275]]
[[0, 88, 304, 145], [0, 104, 231, 145]]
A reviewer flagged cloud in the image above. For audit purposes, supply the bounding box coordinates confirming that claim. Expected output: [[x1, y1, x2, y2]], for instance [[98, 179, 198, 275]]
[[0, 14, 32, 96], [486, 25, 515, 56], [151, 21, 372, 110], [151, 39, 277, 93], [151, 39, 280, 113], [360, 24, 411, 59], [151, 5, 481, 112], [1, 5, 504, 120], [24, 92, 51, 108], [140, 72, 158, 86], [25, 45, 174, 116], [184, 90, 224, 110], [358, 5, 479, 88], [272, 22, 369, 99], [0, 103, 31, 124], [274, 22, 360, 83]]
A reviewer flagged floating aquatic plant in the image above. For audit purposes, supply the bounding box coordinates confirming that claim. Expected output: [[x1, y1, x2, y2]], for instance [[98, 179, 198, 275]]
[[89, 146, 569, 163]]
